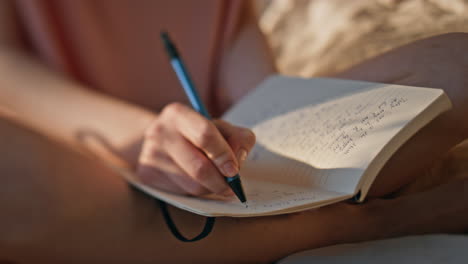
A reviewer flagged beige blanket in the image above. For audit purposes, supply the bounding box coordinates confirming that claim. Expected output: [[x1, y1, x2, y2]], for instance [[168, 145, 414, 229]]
[[258, 0, 468, 77]]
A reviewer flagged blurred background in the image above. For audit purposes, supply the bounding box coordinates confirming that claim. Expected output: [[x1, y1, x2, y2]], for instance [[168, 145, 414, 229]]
[[255, 0, 468, 77]]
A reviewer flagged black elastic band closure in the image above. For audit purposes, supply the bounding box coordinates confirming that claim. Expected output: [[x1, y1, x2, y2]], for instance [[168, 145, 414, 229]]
[[347, 190, 363, 204], [158, 200, 216, 242]]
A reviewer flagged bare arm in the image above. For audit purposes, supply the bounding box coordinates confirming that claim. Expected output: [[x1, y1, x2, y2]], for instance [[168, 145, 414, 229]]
[[0, 1, 155, 167], [0, 48, 157, 163]]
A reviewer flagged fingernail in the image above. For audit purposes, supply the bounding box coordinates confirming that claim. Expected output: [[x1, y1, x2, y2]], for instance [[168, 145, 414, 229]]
[[237, 148, 248, 163], [242, 129, 254, 138], [222, 161, 238, 177]]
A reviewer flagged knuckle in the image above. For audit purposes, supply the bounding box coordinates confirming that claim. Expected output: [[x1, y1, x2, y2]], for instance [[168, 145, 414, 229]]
[[194, 121, 216, 147], [213, 119, 229, 131], [163, 102, 185, 117], [145, 121, 165, 139]]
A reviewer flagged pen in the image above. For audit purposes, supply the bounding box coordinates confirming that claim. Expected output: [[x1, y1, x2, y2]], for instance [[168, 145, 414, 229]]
[[160, 31, 247, 205]]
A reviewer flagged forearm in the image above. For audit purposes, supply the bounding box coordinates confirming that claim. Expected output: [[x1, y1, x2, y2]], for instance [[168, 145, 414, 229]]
[[0, 47, 155, 166]]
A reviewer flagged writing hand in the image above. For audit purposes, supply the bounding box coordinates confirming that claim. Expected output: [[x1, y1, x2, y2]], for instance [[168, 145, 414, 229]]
[[136, 102, 256, 196]]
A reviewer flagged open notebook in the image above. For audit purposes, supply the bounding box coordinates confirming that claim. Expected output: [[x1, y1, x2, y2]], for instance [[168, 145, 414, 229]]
[[120, 76, 451, 217]]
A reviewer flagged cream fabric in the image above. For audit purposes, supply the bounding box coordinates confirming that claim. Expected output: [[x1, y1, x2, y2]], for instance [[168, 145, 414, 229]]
[[279, 235, 468, 264], [259, 0, 468, 77]]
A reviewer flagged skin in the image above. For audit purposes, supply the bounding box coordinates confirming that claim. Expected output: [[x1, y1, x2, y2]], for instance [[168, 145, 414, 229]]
[[1, 0, 468, 262], [137, 104, 256, 196]]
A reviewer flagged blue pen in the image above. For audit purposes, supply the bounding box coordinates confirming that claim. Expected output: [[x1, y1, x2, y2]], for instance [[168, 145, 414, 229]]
[[160, 31, 247, 204]]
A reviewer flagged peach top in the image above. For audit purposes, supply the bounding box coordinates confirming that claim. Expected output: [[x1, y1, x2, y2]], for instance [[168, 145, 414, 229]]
[[14, 0, 243, 114]]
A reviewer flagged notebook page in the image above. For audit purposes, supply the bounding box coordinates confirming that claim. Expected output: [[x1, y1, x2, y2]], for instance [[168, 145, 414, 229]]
[[119, 167, 352, 217], [356, 92, 450, 200], [223, 76, 445, 195]]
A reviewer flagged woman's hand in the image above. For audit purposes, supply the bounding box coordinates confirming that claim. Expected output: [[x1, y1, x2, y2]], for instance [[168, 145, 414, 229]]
[[136, 102, 256, 196]]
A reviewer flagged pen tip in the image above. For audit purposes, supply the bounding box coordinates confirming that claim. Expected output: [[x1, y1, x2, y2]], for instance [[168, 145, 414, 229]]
[[227, 176, 247, 204], [160, 30, 169, 40]]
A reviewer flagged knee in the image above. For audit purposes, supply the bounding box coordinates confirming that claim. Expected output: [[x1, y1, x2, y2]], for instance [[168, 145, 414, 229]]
[[414, 32, 468, 65], [426, 32, 468, 44]]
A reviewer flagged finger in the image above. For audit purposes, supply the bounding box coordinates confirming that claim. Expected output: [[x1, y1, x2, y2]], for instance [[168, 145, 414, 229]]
[[163, 131, 232, 195], [137, 165, 187, 194], [214, 120, 256, 165], [163, 103, 240, 177], [138, 139, 210, 196]]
